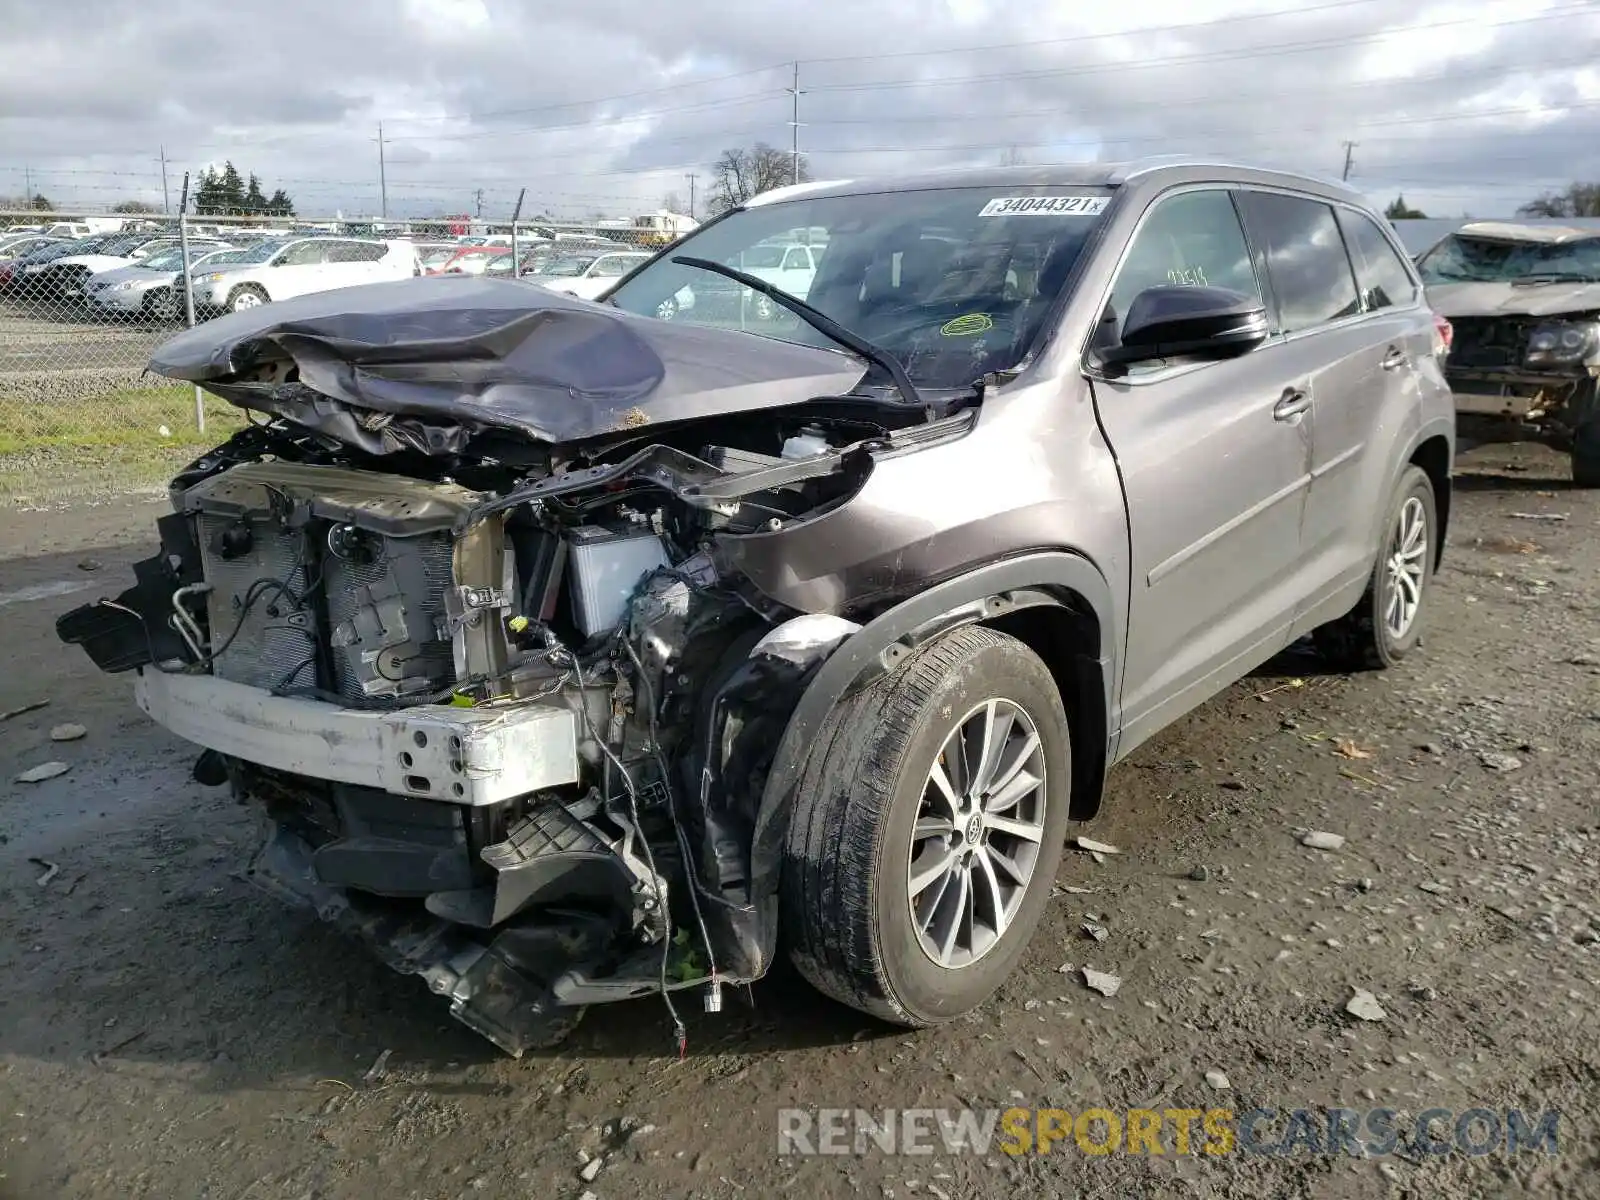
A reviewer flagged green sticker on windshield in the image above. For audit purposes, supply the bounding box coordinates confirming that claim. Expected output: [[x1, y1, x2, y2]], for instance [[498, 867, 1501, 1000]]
[[941, 313, 994, 337]]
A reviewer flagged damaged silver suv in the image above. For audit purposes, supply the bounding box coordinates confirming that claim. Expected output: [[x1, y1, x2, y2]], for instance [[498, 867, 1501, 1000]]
[[58, 159, 1455, 1055]]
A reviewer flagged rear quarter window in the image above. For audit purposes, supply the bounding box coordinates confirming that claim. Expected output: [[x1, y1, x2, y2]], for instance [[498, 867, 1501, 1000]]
[[1337, 210, 1419, 310]]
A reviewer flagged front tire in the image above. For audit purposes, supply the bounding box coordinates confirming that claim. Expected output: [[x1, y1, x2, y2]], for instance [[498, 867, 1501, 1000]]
[[783, 626, 1072, 1026], [1314, 463, 1437, 670], [227, 284, 268, 313], [1571, 420, 1600, 488]]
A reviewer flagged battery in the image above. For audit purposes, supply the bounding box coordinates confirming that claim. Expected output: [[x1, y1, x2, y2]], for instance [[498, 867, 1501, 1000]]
[[565, 526, 671, 637]]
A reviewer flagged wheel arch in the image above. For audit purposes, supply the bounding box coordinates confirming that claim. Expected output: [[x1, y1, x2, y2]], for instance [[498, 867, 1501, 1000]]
[[1408, 430, 1452, 571], [751, 550, 1120, 907]]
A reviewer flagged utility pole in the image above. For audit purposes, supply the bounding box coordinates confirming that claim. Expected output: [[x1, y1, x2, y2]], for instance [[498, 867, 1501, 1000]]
[[473, 188, 485, 219], [787, 62, 805, 184], [376, 124, 388, 219], [22, 165, 31, 207], [684, 172, 697, 218], [1341, 141, 1357, 182], [157, 146, 170, 214]]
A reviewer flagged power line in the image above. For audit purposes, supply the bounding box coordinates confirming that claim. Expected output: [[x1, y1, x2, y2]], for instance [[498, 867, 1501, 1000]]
[[808, 5, 1598, 93], [799, 0, 1435, 65]]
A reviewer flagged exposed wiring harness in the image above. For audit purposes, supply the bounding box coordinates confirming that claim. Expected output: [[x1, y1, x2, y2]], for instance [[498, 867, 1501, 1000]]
[[618, 636, 722, 1008]]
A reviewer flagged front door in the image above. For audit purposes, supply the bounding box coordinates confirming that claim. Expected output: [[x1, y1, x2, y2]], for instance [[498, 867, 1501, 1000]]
[[1087, 186, 1313, 754]]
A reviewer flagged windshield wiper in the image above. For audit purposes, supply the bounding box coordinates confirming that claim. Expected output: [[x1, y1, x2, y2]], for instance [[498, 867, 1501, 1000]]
[[671, 255, 923, 406]]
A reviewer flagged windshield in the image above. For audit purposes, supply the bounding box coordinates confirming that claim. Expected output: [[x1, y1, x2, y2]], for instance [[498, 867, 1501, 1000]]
[[1418, 234, 1600, 284], [196, 248, 255, 266], [605, 185, 1111, 389], [205, 240, 281, 267], [99, 234, 162, 257], [28, 238, 104, 263], [138, 248, 190, 271], [536, 254, 599, 277]]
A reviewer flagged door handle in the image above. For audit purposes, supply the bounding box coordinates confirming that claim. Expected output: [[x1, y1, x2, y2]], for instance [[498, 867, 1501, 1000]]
[[1273, 388, 1310, 421], [1381, 346, 1408, 371]]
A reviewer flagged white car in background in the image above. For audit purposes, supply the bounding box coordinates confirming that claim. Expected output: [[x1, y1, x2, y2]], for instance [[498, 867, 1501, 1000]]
[[734, 241, 822, 319], [189, 237, 420, 314], [526, 248, 694, 319]]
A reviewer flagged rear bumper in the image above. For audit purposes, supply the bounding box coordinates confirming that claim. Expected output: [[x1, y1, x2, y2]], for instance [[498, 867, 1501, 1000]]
[[135, 668, 579, 806]]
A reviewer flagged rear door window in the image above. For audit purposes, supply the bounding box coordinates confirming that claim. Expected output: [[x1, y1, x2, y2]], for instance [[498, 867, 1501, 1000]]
[[1238, 192, 1361, 333], [1336, 210, 1419, 311]]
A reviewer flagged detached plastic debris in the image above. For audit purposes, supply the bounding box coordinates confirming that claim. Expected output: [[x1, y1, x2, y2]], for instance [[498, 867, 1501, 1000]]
[[1082, 968, 1122, 998], [16, 761, 70, 783]]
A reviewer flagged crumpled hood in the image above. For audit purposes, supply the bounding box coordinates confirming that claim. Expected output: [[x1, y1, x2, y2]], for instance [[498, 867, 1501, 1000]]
[[1427, 280, 1600, 319], [146, 274, 868, 446]]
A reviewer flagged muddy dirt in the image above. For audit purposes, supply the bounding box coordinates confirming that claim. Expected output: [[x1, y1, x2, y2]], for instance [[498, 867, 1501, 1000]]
[[2, 445, 1596, 1200]]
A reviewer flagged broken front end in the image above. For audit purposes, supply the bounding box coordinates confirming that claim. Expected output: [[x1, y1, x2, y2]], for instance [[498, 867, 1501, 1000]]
[[55, 283, 977, 1054], [1444, 311, 1600, 454]]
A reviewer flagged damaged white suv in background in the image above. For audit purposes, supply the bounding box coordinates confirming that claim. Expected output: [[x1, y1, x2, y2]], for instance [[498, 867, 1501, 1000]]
[[58, 160, 1453, 1055]]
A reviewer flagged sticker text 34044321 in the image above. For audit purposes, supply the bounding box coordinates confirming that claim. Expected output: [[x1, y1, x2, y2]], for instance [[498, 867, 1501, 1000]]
[[979, 196, 1109, 217]]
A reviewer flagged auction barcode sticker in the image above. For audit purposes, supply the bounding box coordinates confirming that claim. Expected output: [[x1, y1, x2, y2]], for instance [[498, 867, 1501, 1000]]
[[979, 195, 1109, 217]]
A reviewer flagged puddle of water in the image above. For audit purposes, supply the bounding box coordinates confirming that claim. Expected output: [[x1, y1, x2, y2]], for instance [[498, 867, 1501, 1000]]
[[0, 579, 93, 607]]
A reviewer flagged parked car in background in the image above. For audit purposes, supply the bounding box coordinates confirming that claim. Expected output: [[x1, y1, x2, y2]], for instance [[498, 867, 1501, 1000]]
[[1419, 220, 1600, 486], [733, 241, 824, 319], [27, 231, 214, 303], [83, 245, 240, 322], [524, 248, 651, 298], [481, 241, 556, 279], [2, 235, 124, 299], [437, 245, 504, 275], [525, 248, 697, 319], [189, 237, 419, 315], [0, 234, 66, 260]]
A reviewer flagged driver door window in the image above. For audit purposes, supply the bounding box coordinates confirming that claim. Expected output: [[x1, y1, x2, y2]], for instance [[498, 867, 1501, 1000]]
[[1107, 189, 1262, 352]]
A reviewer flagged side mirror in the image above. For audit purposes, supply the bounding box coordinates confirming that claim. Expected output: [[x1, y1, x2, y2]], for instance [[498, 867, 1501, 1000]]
[[1097, 284, 1269, 368]]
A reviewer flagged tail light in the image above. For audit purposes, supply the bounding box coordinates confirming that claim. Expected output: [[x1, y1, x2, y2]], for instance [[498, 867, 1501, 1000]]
[[1431, 312, 1452, 359]]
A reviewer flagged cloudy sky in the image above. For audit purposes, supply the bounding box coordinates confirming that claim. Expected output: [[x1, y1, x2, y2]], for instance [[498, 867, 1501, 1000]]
[[2, 0, 1598, 221]]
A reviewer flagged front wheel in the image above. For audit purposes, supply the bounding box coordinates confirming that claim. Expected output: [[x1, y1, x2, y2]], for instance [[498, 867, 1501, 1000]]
[[782, 625, 1072, 1026], [227, 284, 268, 313], [1571, 420, 1600, 488], [1314, 463, 1437, 670]]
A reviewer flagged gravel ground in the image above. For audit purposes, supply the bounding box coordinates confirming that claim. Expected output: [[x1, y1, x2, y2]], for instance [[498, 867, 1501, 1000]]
[[1, 444, 1596, 1200]]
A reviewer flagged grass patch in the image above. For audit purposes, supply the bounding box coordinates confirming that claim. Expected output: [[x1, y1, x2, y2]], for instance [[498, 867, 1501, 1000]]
[[0, 386, 246, 455], [0, 387, 248, 504]]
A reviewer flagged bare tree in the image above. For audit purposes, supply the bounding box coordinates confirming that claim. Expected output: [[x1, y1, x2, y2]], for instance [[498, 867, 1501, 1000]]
[[1517, 182, 1600, 218], [661, 191, 684, 214], [112, 199, 160, 214], [1000, 145, 1027, 167], [707, 143, 810, 215]]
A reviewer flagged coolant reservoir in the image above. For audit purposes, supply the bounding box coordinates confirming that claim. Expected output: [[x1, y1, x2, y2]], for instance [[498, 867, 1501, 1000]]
[[781, 427, 830, 460]]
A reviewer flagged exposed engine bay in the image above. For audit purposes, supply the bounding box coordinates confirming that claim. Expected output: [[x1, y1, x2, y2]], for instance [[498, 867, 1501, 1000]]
[[56, 280, 982, 1054]]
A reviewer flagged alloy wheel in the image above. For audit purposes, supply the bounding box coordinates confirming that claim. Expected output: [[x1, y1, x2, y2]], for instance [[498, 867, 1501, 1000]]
[[1383, 495, 1428, 639], [906, 698, 1047, 969]]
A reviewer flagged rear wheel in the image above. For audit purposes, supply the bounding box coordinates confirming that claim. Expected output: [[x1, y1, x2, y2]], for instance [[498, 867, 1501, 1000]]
[[1314, 464, 1436, 670], [783, 626, 1072, 1026]]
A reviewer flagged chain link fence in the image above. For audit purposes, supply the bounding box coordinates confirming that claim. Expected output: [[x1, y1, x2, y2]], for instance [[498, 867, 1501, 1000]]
[[0, 209, 680, 510]]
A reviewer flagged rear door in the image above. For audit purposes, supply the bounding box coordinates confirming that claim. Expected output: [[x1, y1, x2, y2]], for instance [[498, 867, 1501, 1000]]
[[1235, 191, 1406, 619], [1089, 186, 1313, 750]]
